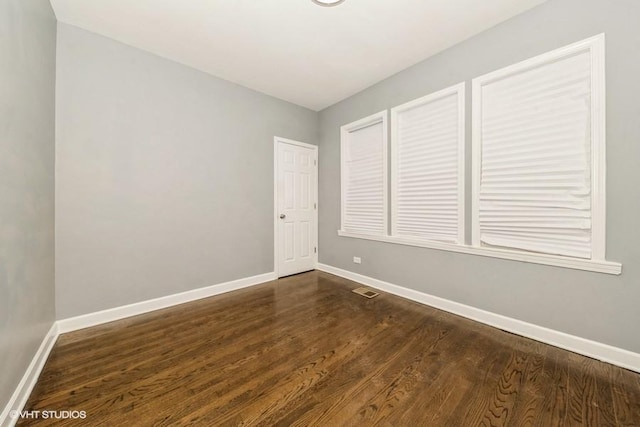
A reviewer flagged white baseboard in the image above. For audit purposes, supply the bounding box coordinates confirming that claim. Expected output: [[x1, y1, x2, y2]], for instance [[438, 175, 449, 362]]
[[316, 263, 640, 373], [0, 323, 59, 427], [57, 272, 277, 333]]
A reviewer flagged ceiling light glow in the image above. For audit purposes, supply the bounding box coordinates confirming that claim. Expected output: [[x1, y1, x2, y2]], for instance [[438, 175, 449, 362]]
[[311, 0, 346, 7]]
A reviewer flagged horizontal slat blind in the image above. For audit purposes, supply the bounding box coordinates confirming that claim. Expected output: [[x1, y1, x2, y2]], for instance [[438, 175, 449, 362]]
[[478, 51, 592, 258], [393, 90, 462, 243], [343, 121, 386, 235]]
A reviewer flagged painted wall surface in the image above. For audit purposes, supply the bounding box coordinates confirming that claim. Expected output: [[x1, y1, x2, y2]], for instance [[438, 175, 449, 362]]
[[0, 0, 57, 412], [55, 24, 318, 319], [318, 0, 640, 353]]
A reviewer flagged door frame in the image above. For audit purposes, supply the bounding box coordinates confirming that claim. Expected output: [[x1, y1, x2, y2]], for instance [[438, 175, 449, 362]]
[[273, 136, 319, 278]]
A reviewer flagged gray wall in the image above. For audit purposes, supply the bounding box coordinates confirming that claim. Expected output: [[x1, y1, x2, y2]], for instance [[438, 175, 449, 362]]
[[318, 0, 640, 353], [0, 0, 57, 413], [55, 24, 318, 319]]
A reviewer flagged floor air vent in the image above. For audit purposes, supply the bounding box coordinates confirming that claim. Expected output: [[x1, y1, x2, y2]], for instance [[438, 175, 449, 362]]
[[352, 287, 380, 299]]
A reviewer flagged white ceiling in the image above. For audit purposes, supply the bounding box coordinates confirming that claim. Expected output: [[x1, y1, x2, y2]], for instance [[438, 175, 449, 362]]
[[50, 0, 548, 111]]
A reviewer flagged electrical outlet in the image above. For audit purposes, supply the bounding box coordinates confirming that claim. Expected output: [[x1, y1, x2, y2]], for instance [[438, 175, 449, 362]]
[[353, 256, 361, 264]]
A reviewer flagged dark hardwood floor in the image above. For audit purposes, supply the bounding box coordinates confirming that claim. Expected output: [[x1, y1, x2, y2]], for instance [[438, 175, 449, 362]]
[[19, 271, 640, 426]]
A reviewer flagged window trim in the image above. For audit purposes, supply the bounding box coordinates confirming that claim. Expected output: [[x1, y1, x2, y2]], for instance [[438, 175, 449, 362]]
[[336, 35, 621, 275], [337, 230, 621, 275], [471, 33, 607, 260], [340, 110, 388, 237], [390, 82, 466, 244]]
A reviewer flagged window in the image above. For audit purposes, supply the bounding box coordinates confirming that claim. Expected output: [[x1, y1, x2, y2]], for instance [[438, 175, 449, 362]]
[[338, 34, 619, 274], [340, 111, 388, 236], [391, 83, 465, 244], [472, 34, 606, 260]]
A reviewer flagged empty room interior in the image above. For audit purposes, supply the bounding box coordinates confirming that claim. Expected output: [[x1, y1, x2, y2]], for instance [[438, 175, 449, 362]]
[[2, 0, 640, 425]]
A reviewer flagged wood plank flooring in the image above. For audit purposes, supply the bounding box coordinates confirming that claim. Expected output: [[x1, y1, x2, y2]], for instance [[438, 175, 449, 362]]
[[19, 271, 640, 426]]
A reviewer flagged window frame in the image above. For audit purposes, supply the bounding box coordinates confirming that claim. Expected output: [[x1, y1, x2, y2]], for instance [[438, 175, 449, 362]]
[[471, 33, 607, 260], [390, 83, 466, 245], [337, 34, 621, 275], [339, 110, 389, 237]]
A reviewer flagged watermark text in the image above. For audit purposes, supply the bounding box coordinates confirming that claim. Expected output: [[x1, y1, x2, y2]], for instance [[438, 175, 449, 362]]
[[9, 409, 86, 420]]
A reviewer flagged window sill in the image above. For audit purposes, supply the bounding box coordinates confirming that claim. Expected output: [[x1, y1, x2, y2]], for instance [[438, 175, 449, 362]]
[[337, 230, 622, 275]]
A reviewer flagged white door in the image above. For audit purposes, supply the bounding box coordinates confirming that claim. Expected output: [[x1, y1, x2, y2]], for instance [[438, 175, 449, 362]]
[[275, 138, 318, 277]]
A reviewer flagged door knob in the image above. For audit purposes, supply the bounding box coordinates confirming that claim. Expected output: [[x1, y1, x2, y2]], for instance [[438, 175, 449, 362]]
[[279, 214, 286, 219]]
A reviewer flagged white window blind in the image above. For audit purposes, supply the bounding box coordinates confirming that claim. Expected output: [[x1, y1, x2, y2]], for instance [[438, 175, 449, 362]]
[[341, 111, 388, 236], [473, 35, 605, 259], [391, 84, 465, 244]]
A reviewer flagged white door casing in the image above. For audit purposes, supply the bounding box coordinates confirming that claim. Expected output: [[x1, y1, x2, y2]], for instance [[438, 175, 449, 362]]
[[274, 137, 318, 277]]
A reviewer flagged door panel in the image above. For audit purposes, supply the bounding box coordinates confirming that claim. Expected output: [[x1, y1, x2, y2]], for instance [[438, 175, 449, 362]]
[[284, 222, 295, 261], [300, 173, 310, 209], [276, 140, 317, 277], [284, 172, 295, 210], [300, 221, 310, 258]]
